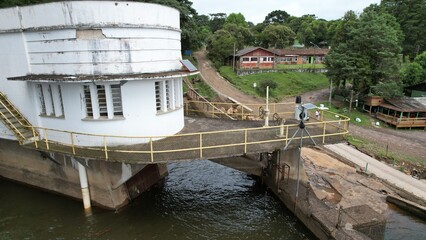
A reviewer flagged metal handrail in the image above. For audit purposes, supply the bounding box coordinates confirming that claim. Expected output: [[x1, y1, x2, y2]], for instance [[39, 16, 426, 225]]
[[185, 84, 236, 120], [23, 111, 350, 163], [0, 108, 26, 140], [0, 92, 33, 128]]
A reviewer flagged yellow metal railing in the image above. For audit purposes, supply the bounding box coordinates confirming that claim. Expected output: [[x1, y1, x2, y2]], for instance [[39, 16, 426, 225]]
[[0, 91, 37, 142], [22, 110, 350, 163], [184, 100, 295, 121]]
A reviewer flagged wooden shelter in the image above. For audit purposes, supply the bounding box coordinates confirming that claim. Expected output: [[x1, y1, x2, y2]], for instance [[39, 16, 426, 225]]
[[364, 96, 426, 129]]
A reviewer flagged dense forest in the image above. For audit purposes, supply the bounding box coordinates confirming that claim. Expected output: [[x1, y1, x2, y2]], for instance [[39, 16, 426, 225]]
[[1, 0, 425, 98]]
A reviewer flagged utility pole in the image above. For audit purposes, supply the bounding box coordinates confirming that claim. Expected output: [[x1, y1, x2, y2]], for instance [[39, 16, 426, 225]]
[[329, 79, 332, 108], [232, 42, 236, 71]]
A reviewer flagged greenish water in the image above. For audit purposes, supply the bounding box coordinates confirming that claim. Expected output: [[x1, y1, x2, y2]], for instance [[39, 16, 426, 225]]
[[0, 161, 314, 240], [1, 160, 425, 239]]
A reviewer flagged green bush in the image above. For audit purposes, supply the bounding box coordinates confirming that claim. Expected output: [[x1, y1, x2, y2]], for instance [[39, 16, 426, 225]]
[[257, 79, 278, 96]]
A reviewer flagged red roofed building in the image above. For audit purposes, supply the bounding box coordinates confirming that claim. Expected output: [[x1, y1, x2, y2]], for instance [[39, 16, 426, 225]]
[[234, 47, 276, 69]]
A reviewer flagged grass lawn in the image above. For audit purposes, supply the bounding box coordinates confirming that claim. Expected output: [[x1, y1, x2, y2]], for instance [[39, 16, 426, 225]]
[[316, 101, 371, 127], [219, 66, 329, 101]]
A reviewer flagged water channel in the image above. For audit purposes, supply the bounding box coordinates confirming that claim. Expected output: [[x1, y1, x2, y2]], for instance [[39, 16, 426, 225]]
[[1, 160, 425, 239]]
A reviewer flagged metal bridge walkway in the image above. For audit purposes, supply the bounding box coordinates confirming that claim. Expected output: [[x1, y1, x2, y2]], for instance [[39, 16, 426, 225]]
[[22, 115, 349, 164]]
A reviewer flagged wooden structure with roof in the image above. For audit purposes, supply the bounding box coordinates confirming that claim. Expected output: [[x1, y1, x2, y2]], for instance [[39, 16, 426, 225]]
[[364, 96, 426, 129]]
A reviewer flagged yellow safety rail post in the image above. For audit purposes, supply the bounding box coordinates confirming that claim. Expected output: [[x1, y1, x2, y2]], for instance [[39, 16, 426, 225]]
[[285, 125, 289, 146], [32, 126, 38, 149], [322, 122, 327, 144], [70, 132, 76, 155], [244, 129, 248, 153], [240, 105, 243, 120], [150, 137, 154, 162], [199, 133, 203, 159], [43, 128, 49, 150], [103, 136, 108, 160]]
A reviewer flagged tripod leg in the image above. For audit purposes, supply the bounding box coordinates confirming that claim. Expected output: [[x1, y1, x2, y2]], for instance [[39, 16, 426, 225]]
[[302, 128, 317, 146], [283, 128, 300, 151]]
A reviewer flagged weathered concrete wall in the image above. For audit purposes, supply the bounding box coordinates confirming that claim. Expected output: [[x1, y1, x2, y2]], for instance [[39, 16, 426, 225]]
[[261, 149, 385, 240], [0, 139, 167, 209]]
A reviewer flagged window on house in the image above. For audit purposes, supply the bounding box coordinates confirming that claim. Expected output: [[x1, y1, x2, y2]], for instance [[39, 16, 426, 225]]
[[83, 84, 124, 119], [155, 79, 182, 113], [97, 85, 108, 117], [251, 57, 258, 62], [58, 85, 65, 116], [242, 57, 250, 62], [155, 81, 162, 112], [165, 80, 171, 110], [111, 84, 123, 116], [36, 84, 46, 115], [83, 85, 93, 117], [47, 85, 56, 116], [35, 84, 65, 117]]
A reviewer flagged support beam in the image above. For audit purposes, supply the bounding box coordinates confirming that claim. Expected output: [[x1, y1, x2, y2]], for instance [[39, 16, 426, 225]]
[[78, 161, 91, 211]]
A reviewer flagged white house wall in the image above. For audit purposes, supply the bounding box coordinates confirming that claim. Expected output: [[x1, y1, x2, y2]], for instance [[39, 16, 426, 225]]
[[0, 32, 39, 136], [34, 80, 184, 146], [25, 28, 182, 75], [0, 1, 187, 146], [0, 1, 180, 31]]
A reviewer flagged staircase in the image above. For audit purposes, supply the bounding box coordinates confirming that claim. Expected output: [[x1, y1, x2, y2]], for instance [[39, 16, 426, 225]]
[[183, 78, 236, 120], [0, 91, 36, 143]]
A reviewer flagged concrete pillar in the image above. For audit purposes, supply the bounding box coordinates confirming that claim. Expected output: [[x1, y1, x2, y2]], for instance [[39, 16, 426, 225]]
[[78, 161, 91, 210]]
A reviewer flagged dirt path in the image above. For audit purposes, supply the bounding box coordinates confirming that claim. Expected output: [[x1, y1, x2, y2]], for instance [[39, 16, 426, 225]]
[[194, 50, 261, 105]]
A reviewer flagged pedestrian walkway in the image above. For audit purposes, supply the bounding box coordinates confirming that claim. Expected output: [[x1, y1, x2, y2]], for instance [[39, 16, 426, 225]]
[[325, 143, 426, 202]]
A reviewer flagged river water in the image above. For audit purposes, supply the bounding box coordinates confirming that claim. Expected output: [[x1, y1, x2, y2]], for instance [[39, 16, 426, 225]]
[[1, 160, 425, 239]]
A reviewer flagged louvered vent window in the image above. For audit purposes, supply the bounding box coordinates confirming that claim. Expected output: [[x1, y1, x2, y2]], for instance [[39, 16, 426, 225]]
[[111, 84, 123, 116], [165, 80, 171, 110], [58, 85, 65, 116], [97, 85, 108, 117], [155, 81, 162, 112], [84, 85, 93, 117], [83, 84, 124, 119], [36, 84, 46, 115]]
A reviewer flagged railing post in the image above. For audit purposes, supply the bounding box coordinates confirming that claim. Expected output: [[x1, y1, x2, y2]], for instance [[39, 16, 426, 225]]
[[322, 122, 327, 144], [241, 105, 244, 120], [244, 129, 248, 153], [199, 133, 203, 159], [70, 132, 76, 155], [211, 106, 215, 118], [285, 125, 289, 146], [103, 136, 108, 160], [279, 120, 285, 137], [150, 137, 154, 163], [32, 126, 38, 149], [43, 129, 49, 150]]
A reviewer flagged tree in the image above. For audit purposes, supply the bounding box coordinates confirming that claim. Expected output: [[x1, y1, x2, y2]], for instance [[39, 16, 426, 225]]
[[223, 23, 254, 50], [225, 13, 248, 28], [259, 24, 296, 49], [206, 29, 236, 67], [325, 6, 403, 96], [263, 10, 290, 24], [381, 0, 426, 60], [400, 62, 423, 86], [209, 13, 227, 33], [0, 0, 53, 8], [400, 51, 426, 85]]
